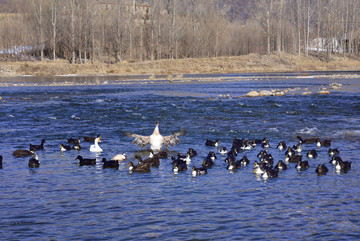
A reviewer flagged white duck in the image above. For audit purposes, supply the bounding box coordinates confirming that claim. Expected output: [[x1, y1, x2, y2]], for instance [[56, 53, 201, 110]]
[[125, 121, 185, 152], [111, 153, 127, 161], [90, 135, 103, 152]]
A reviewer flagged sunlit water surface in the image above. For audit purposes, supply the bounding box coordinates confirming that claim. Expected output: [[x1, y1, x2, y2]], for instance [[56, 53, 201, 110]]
[[0, 73, 360, 240]]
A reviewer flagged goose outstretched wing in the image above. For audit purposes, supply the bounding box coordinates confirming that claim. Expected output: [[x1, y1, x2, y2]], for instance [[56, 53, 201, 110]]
[[125, 132, 150, 148], [162, 129, 185, 149]]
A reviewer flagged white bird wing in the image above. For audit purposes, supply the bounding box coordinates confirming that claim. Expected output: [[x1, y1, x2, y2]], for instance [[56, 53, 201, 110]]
[[125, 132, 150, 148], [162, 129, 185, 149]]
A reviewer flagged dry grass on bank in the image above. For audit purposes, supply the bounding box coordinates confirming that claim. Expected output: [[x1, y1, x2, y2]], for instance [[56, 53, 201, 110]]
[[0, 53, 360, 77]]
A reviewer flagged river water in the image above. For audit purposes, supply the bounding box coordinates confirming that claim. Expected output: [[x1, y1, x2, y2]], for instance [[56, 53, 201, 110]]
[[0, 72, 360, 240]]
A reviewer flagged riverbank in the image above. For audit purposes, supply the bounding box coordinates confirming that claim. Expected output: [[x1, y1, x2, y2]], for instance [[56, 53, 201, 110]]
[[1, 53, 360, 78]]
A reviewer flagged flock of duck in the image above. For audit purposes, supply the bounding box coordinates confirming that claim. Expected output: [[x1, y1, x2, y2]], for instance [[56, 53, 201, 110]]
[[1, 121, 352, 179]]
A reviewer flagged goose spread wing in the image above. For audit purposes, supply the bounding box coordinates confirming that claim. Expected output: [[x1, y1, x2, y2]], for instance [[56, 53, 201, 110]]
[[125, 132, 150, 148], [162, 129, 185, 149]]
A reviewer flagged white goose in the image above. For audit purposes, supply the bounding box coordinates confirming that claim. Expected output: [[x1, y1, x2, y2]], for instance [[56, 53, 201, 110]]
[[90, 135, 103, 152], [126, 121, 185, 152]]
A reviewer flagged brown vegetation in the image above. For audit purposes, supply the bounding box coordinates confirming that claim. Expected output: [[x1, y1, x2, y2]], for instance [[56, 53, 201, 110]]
[[1, 53, 359, 77]]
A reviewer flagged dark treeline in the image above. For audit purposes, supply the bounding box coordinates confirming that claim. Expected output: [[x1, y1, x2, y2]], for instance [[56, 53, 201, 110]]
[[0, 0, 359, 63]]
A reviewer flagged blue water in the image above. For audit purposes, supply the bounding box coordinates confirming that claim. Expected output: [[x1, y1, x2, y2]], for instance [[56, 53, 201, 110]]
[[1, 73, 360, 240]]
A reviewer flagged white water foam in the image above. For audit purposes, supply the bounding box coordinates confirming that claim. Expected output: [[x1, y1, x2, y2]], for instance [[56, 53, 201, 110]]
[[297, 127, 319, 135]]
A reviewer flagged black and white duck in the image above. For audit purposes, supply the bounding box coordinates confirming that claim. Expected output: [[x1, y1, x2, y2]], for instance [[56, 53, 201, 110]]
[[135, 155, 160, 168], [307, 149, 318, 159], [75, 155, 96, 166], [127, 161, 151, 173], [0, 155, 2, 168], [173, 160, 187, 173], [30, 139, 45, 151], [202, 158, 215, 168], [328, 148, 340, 157], [276, 141, 287, 151], [262, 167, 279, 179], [296, 136, 318, 144], [72, 143, 81, 150], [317, 139, 331, 147], [285, 154, 302, 164], [207, 151, 217, 162], [335, 159, 352, 172], [28, 154, 40, 168], [102, 158, 119, 169], [219, 146, 228, 155], [126, 121, 185, 152], [149, 149, 168, 159], [192, 166, 207, 176], [205, 139, 219, 147], [274, 160, 287, 170], [60, 144, 72, 152], [295, 160, 309, 171], [187, 148, 197, 157], [329, 156, 342, 166]]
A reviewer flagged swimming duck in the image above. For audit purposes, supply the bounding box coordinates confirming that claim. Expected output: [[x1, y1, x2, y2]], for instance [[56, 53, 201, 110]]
[[329, 156, 342, 166], [83, 136, 96, 142], [292, 144, 302, 153], [67, 137, 81, 145], [181, 153, 192, 165], [207, 151, 217, 162], [296, 136, 318, 144], [126, 121, 184, 152], [328, 148, 340, 157], [127, 161, 151, 173], [72, 143, 81, 150], [261, 140, 270, 149], [276, 141, 287, 151], [187, 148, 197, 157], [173, 160, 187, 173], [60, 144, 71, 152], [202, 158, 215, 168], [274, 160, 287, 170], [0, 155, 2, 168], [205, 139, 219, 147], [28, 154, 40, 168], [135, 155, 160, 168], [315, 164, 329, 175], [75, 155, 96, 166], [89, 135, 103, 152], [335, 159, 351, 172], [239, 155, 250, 166], [149, 149, 168, 159], [285, 147, 295, 157], [286, 154, 302, 163], [262, 167, 279, 179], [102, 158, 119, 169], [227, 160, 241, 170], [254, 164, 265, 175], [192, 166, 207, 176], [295, 160, 309, 171], [111, 153, 127, 161], [307, 149, 318, 159], [219, 146, 228, 155], [13, 149, 33, 158], [317, 138, 331, 147], [30, 139, 46, 151]]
